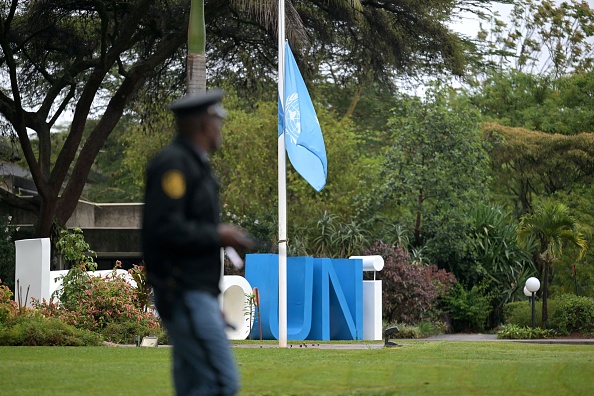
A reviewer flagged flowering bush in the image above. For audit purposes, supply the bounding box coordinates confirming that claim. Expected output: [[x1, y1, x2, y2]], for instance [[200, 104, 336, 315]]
[[36, 268, 160, 343], [365, 241, 456, 324], [0, 279, 17, 322]]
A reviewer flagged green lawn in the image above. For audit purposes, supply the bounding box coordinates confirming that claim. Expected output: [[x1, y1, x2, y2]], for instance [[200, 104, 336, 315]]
[[0, 342, 592, 395]]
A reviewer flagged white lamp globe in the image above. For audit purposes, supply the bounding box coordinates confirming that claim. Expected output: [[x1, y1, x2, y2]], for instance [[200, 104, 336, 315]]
[[523, 286, 532, 297], [525, 277, 541, 293]]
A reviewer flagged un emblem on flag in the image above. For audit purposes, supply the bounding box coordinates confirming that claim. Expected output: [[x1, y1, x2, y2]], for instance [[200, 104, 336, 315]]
[[285, 92, 301, 144]]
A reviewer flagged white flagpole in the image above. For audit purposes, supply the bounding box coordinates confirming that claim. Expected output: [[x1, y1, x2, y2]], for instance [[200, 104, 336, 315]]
[[277, 0, 288, 348]]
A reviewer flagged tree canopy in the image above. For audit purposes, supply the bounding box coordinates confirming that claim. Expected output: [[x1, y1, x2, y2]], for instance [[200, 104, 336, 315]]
[[0, 0, 190, 235], [0, 0, 499, 237], [485, 122, 594, 216]]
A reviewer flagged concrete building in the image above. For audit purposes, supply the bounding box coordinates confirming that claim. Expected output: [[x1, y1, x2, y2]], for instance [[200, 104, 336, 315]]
[[1, 160, 143, 270]]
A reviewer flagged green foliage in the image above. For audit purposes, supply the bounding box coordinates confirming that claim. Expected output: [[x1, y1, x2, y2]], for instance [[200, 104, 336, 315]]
[[383, 320, 448, 339], [100, 321, 168, 345], [503, 299, 559, 328], [0, 215, 16, 292], [473, 71, 594, 135], [497, 324, 555, 340], [468, 204, 536, 325], [128, 263, 151, 312], [120, 99, 177, 201], [55, 228, 97, 270], [295, 211, 370, 258], [53, 228, 99, 308], [223, 100, 367, 225], [517, 200, 588, 324], [37, 269, 160, 343], [547, 185, 594, 297], [442, 281, 494, 332], [386, 323, 420, 339], [548, 294, 594, 335], [485, 123, 594, 216], [517, 201, 588, 262], [377, 87, 490, 269], [84, 117, 142, 202], [0, 315, 102, 346]]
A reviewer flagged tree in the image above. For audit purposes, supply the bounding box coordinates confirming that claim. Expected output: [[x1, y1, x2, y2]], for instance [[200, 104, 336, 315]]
[[187, 0, 207, 93], [471, 70, 594, 135], [469, 204, 535, 325], [476, 0, 594, 77], [485, 123, 594, 216], [374, 87, 490, 269], [0, 0, 503, 237], [517, 201, 588, 325], [0, 0, 190, 236], [207, 0, 494, 103]]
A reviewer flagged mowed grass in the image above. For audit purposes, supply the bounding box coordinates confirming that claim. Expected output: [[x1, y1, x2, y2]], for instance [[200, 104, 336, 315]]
[[0, 342, 593, 395]]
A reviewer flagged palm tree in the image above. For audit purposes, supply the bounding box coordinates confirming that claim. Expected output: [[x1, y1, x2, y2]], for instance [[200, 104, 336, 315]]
[[187, 0, 206, 93], [185, 1, 362, 94], [516, 202, 588, 326]]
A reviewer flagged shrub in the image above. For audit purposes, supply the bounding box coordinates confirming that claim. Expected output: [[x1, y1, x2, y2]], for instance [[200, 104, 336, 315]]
[[548, 295, 594, 335], [36, 268, 160, 342], [442, 281, 493, 332], [55, 227, 97, 270], [384, 322, 420, 339], [0, 279, 17, 322], [52, 228, 100, 310], [382, 321, 446, 339], [101, 320, 168, 345], [128, 263, 152, 312], [366, 241, 456, 324], [417, 321, 447, 337], [0, 315, 102, 346], [504, 298, 565, 329], [497, 324, 555, 339]]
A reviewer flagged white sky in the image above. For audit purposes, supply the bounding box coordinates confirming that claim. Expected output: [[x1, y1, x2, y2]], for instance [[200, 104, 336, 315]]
[[450, 2, 514, 38]]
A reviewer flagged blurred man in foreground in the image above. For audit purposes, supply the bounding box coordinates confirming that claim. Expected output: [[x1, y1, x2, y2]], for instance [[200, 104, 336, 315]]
[[142, 90, 253, 396]]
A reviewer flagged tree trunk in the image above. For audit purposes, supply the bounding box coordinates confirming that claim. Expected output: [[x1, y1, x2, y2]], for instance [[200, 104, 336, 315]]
[[35, 196, 58, 237], [187, 53, 206, 94], [414, 188, 424, 246], [542, 260, 550, 327], [187, 0, 206, 94], [343, 82, 364, 120]]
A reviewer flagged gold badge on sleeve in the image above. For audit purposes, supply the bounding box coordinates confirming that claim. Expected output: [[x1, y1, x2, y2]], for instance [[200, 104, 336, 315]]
[[161, 170, 186, 199]]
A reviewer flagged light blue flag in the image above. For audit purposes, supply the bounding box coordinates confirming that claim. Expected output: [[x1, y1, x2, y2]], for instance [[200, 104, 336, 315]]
[[278, 42, 327, 192]]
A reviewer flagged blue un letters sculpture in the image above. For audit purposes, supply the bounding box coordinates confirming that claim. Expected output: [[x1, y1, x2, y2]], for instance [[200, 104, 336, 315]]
[[245, 254, 363, 340]]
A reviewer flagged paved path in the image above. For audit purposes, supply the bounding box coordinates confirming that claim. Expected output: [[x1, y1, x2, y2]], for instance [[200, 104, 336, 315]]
[[230, 334, 594, 349], [424, 334, 498, 341], [409, 334, 594, 345]]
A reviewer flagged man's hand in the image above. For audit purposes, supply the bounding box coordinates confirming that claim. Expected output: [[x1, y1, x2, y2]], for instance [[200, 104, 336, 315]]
[[217, 223, 255, 251]]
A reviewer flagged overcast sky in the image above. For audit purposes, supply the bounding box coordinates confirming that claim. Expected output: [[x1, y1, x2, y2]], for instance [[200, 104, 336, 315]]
[[450, 2, 514, 38]]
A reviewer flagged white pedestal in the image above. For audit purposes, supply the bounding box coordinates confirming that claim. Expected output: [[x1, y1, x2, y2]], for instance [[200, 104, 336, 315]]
[[15, 238, 51, 306], [222, 275, 253, 340], [363, 280, 382, 340]]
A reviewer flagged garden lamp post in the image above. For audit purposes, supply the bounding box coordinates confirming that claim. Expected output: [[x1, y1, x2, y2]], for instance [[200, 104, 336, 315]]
[[525, 277, 541, 329], [523, 286, 532, 301]]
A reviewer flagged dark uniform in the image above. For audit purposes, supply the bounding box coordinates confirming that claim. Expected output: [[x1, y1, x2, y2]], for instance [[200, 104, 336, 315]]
[[142, 90, 240, 396], [143, 135, 221, 297]]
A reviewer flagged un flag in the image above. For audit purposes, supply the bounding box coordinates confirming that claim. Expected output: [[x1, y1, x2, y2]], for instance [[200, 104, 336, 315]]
[[278, 42, 327, 192]]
